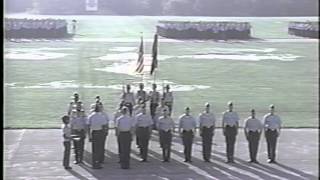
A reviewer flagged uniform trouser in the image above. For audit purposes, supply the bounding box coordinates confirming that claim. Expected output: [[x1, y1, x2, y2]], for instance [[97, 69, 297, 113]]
[[265, 129, 278, 161], [182, 130, 194, 161], [91, 130, 104, 167], [63, 141, 71, 167], [150, 103, 158, 120], [100, 130, 107, 163], [118, 131, 132, 169], [247, 131, 260, 161], [159, 130, 172, 161], [136, 127, 151, 160], [201, 126, 214, 161], [125, 103, 133, 116], [224, 126, 237, 161], [72, 129, 85, 162]]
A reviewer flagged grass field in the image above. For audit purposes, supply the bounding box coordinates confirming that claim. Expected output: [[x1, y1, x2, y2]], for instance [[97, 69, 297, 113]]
[[4, 15, 319, 128]]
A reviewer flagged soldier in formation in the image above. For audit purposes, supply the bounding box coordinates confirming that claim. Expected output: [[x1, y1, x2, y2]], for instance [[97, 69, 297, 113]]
[[199, 103, 216, 162], [64, 89, 283, 169]]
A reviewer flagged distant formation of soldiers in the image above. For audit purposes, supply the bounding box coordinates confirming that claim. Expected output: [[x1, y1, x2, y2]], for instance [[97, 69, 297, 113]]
[[288, 21, 319, 38], [62, 84, 282, 170], [157, 21, 251, 39], [158, 21, 251, 32], [5, 18, 76, 39]]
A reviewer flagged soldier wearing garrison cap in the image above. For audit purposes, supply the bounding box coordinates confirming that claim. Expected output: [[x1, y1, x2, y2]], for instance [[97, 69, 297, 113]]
[[121, 84, 135, 116], [179, 107, 197, 162], [157, 108, 175, 162], [136, 83, 148, 105], [199, 103, 216, 162], [70, 108, 87, 164], [87, 105, 109, 169], [90, 96, 104, 112], [115, 107, 136, 169], [67, 92, 84, 116], [222, 101, 239, 163], [263, 104, 282, 163], [244, 109, 262, 163], [135, 106, 153, 162], [149, 84, 160, 122], [162, 84, 174, 116]]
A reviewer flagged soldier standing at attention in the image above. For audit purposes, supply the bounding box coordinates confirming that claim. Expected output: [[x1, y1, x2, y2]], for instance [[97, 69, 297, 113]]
[[222, 101, 239, 163], [90, 96, 104, 112], [263, 104, 282, 163], [87, 105, 108, 169], [113, 102, 124, 160], [179, 107, 197, 163], [100, 102, 110, 164], [133, 102, 146, 149], [163, 85, 174, 116], [67, 92, 83, 116], [115, 107, 136, 169], [154, 99, 167, 127], [62, 115, 72, 170], [244, 109, 262, 163], [70, 108, 87, 164], [135, 106, 153, 162], [149, 84, 160, 123], [121, 84, 135, 116], [136, 83, 148, 104], [199, 103, 216, 162], [157, 108, 175, 162]]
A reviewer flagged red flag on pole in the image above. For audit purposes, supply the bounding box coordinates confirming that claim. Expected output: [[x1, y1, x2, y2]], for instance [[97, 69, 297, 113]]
[[136, 36, 144, 74], [150, 34, 158, 75]]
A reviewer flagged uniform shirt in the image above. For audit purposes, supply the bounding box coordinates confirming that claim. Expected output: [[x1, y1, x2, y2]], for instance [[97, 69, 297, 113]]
[[199, 112, 216, 128], [155, 106, 166, 121], [136, 90, 148, 102], [132, 105, 143, 117], [163, 92, 174, 103], [90, 102, 104, 112], [149, 91, 160, 104], [244, 117, 263, 132], [263, 113, 281, 130], [87, 112, 109, 130], [157, 116, 175, 131], [62, 124, 71, 142], [135, 113, 153, 127], [179, 114, 197, 131], [122, 92, 135, 105], [116, 115, 136, 132], [71, 115, 87, 130], [222, 111, 239, 127]]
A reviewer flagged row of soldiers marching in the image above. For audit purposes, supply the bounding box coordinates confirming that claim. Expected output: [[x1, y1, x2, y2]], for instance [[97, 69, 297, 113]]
[[5, 18, 77, 39], [62, 87, 281, 170]]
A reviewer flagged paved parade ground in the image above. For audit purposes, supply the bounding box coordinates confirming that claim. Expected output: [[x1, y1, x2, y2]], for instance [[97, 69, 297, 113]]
[[4, 128, 318, 180]]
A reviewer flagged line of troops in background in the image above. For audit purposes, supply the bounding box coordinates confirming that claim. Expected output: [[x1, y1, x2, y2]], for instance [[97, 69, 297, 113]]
[[288, 21, 319, 31], [62, 83, 281, 170], [4, 18, 77, 39], [158, 21, 251, 32]]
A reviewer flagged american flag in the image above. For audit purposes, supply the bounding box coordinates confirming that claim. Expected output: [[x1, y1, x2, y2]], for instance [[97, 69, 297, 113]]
[[136, 36, 144, 74], [150, 34, 158, 75]]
